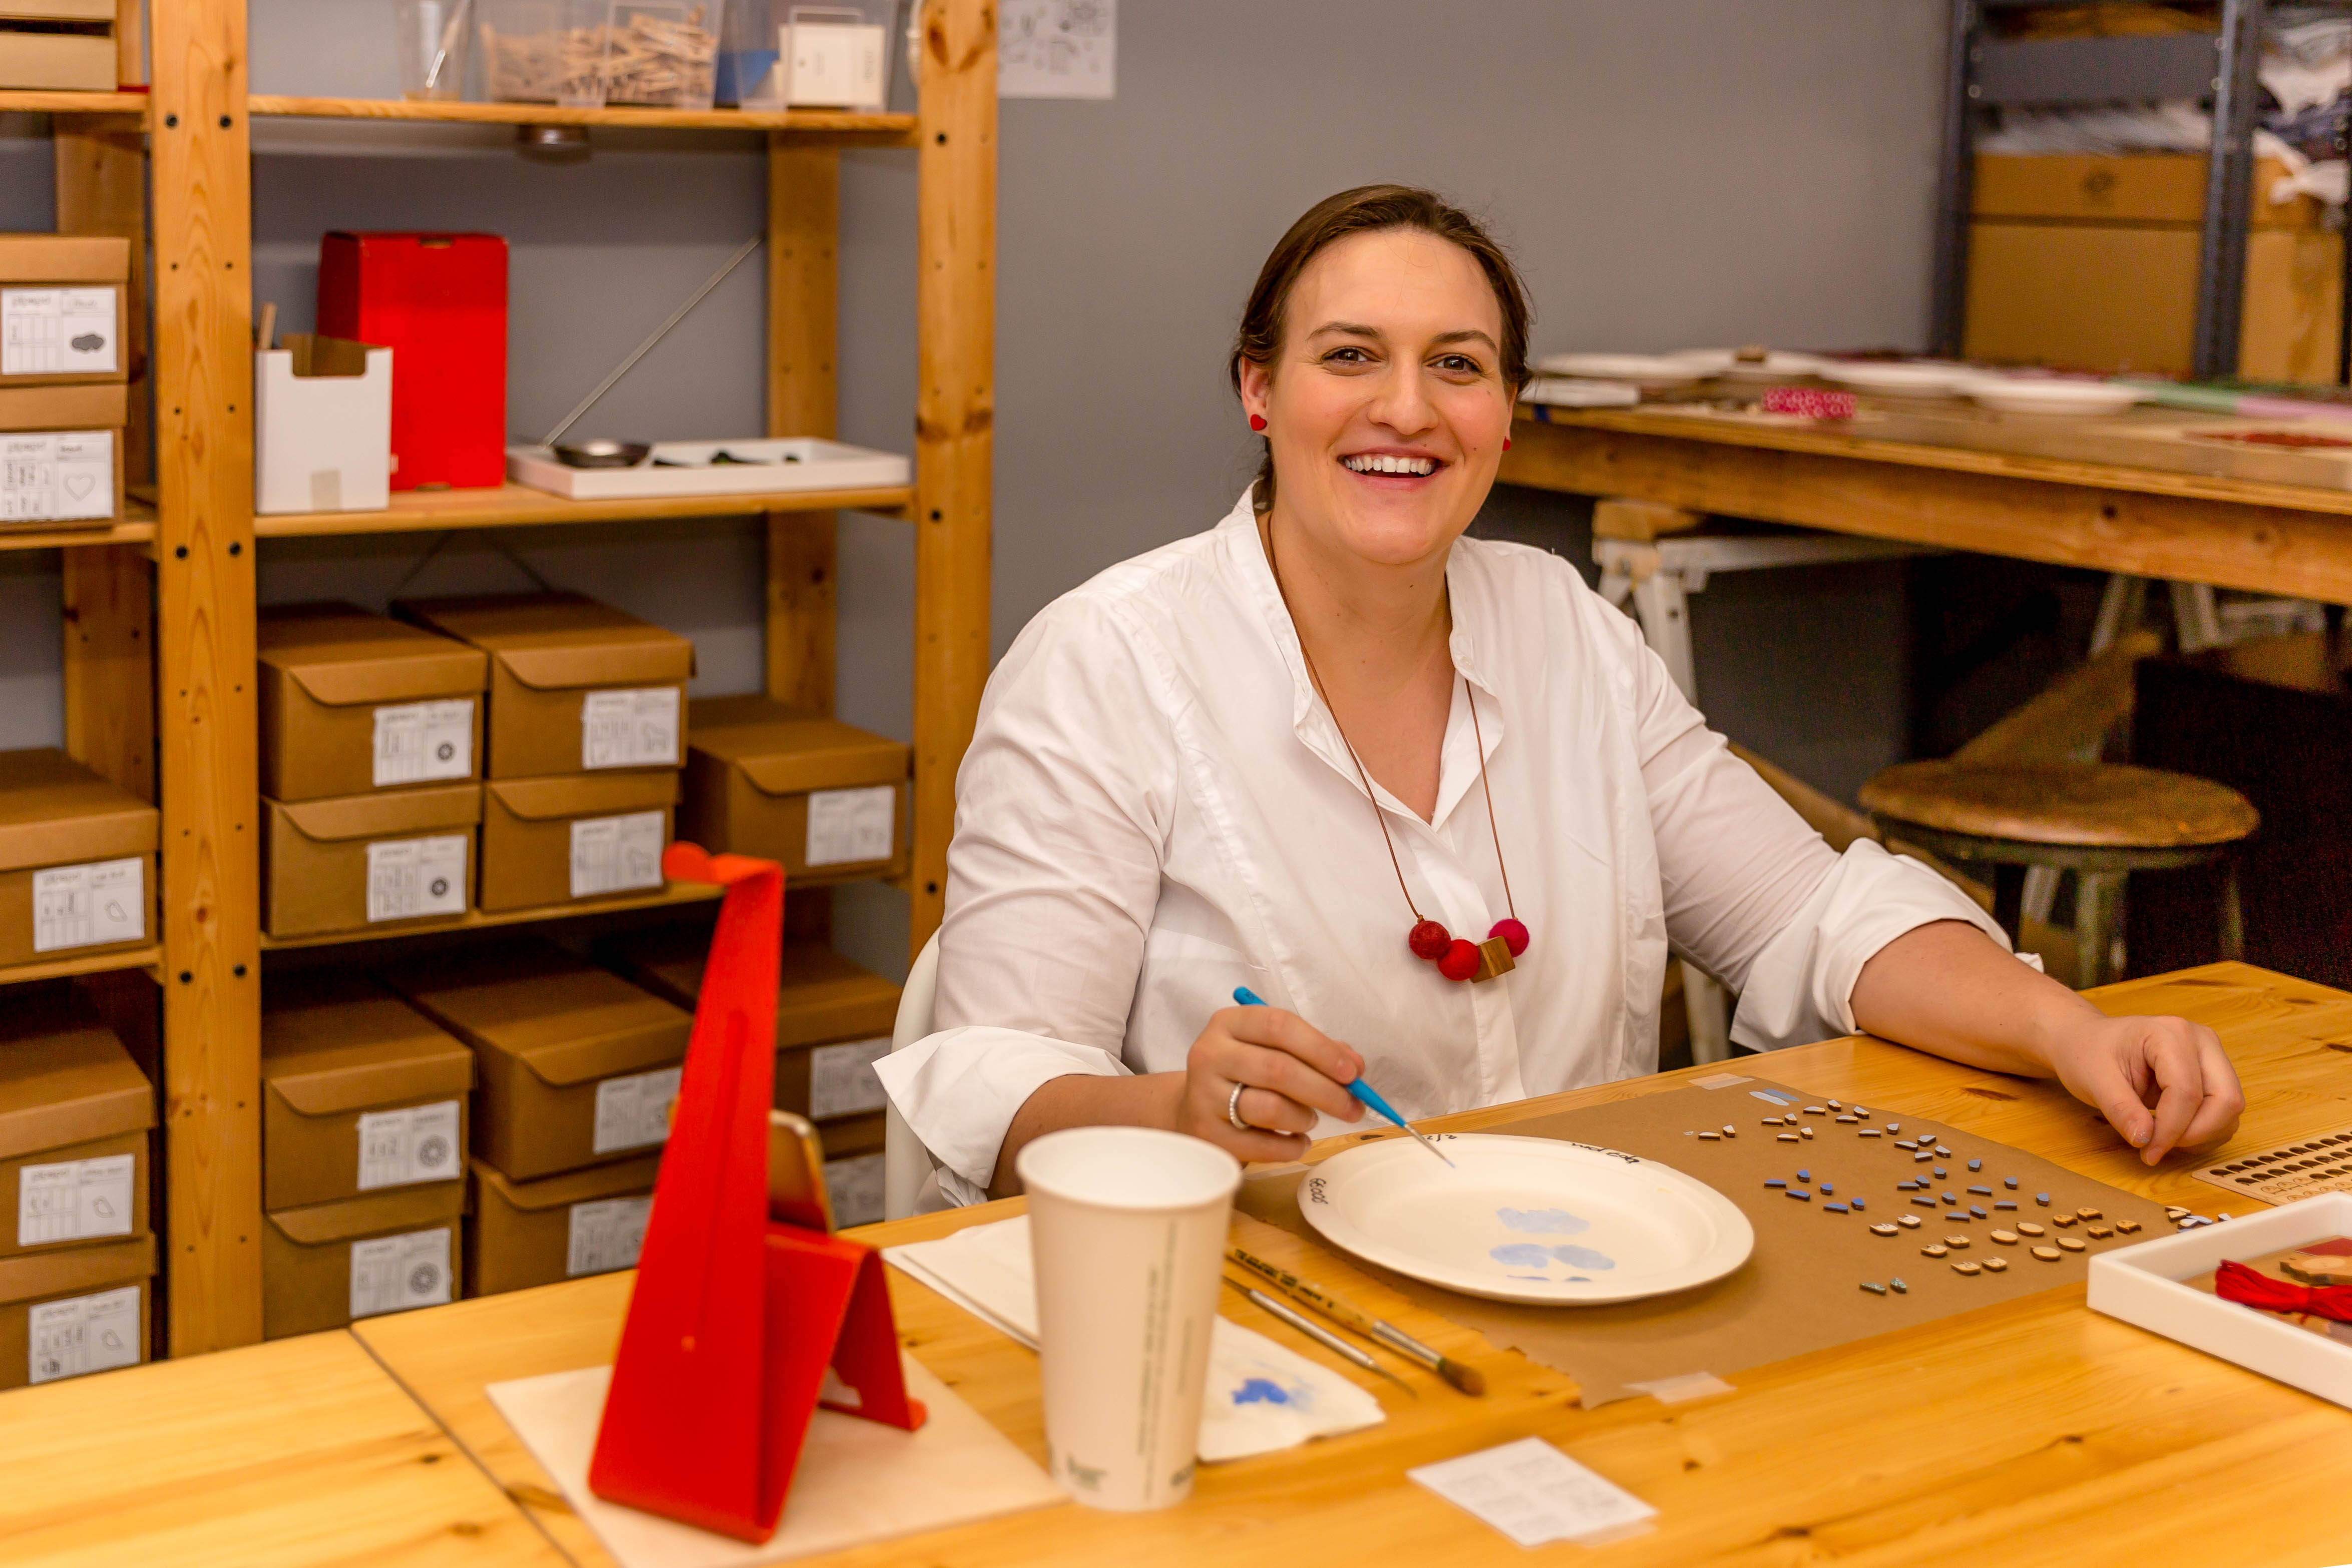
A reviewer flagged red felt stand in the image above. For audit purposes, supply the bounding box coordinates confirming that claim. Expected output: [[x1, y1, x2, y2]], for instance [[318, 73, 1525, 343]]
[[588, 843, 926, 1545]]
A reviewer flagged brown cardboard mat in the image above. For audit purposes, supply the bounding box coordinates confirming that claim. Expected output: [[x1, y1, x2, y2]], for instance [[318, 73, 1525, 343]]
[[1238, 1073, 2171, 1406]]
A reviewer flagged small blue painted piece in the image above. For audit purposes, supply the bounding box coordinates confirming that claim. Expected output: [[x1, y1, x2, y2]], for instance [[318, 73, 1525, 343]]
[[1890, 1278, 1908, 1294], [2005, 1178, 2019, 1190], [1911, 1196, 1937, 1208], [1894, 1141, 1917, 1150], [1942, 1192, 1958, 1204], [1851, 1197, 1866, 1211], [1819, 1182, 1834, 1195], [1969, 1206, 1987, 1219], [1788, 1189, 1812, 1201], [1796, 1168, 1810, 1181], [1914, 1152, 1932, 1162], [2037, 1193, 2052, 1206], [1933, 1166, 1948, 1178], [1824, 1203, 1849, 1214], [1859, 1280, 1886, 1295], [1968, 1185, 1993, 1196], [1995, 1201, 2018, 1210], [1764, 1179, 1787, 1188], [1886, 1123, 1901, 1132], [1968, 1159, 1982, 1171]]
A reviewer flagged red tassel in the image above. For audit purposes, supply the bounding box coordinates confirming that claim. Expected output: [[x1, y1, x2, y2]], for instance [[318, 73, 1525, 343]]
[[2215, 1258, 2352, 1323]]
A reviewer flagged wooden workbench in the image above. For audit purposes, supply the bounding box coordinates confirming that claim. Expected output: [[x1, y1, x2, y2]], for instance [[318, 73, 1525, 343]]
[[1502, 396, 2352, 605], [8, 961, 2350, 1565]]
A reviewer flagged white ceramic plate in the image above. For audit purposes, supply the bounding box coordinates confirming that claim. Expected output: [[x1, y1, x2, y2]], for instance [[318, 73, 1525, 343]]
[[1531, 352, 1702, 388], [1671, 348, 1826, 381], [1819, 361, 1974, 397], [1296, 1133, 1754, 1305], [1963, 378, 2145, 416]]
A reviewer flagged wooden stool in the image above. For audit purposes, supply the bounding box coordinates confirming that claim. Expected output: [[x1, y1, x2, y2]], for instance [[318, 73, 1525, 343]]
[[1857, 761, 2258, 988]]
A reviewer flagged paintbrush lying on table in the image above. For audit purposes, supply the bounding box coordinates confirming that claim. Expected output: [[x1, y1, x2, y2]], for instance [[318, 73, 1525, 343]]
[[1230, 1244, 1486, 1395]]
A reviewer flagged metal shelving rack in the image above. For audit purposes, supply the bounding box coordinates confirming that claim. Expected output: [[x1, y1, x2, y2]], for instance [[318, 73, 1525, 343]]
[[14, 0, 995, 1355]]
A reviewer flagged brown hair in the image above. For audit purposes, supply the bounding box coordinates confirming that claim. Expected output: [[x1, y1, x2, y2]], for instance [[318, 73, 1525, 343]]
[[1230, 184, 1531, 512]]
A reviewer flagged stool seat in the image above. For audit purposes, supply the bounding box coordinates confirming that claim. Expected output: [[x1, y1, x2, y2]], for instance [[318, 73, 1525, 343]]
[[1858, 761, 2258, 851]]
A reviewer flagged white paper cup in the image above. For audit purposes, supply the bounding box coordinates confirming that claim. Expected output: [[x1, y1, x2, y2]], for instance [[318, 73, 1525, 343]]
[[1017, 1126, 1242, 1511]]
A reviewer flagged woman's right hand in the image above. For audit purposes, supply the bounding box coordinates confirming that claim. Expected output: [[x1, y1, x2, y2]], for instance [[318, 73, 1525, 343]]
[[1175, 1003, 1367, 1162]]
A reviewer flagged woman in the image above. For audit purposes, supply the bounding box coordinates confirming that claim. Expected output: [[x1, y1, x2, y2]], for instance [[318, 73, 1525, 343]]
[[877, 185, 2243, 1206]]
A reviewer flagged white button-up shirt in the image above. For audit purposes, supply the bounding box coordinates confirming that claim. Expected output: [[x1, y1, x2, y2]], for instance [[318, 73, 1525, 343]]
[[877, 493, 2005, 1204]]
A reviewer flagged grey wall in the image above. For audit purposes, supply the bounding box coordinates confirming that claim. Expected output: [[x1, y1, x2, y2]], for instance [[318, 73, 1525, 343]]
[[0, 2, 1949, 967]]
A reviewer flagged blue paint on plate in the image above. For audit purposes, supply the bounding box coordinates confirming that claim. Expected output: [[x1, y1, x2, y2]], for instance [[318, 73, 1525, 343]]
[[1550, 1244, 1615, 1271], [1496, 1207, 1590, 1236], [1489, 1243, 1553, 1268]]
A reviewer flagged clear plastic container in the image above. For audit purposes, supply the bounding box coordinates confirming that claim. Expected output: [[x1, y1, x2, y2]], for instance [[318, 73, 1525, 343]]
[[718, 0, 890, 109], [393, 0, 474, 101], [602, 1, 725, 112], [478, 0, 610, 107]]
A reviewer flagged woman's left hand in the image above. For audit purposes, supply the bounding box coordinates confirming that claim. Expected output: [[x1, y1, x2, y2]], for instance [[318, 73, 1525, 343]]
[[2042, 1010, 2244, 1164]]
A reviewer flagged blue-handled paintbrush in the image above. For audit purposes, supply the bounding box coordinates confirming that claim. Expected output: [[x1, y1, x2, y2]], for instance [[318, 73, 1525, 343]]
[[1232, 986, 1455, 1168]]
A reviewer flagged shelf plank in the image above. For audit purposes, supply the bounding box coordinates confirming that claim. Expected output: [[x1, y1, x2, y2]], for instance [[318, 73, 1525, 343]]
[[0, 90, 148, 121], [0, 944, 163, 988], [253, 482, 914, 539], [247, 95, 916, 141], [0, 517, 157, 552], [257, 882, 723, 952]]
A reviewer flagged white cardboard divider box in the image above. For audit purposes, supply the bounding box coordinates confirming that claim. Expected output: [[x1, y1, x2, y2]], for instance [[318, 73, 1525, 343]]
[[505, 437, 910, 501], [2086, 1192, 2352, 1408], [255, 336, 392, 515]]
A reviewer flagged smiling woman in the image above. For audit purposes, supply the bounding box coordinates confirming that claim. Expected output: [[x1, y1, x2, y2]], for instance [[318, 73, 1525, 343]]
[[873, 185, 2245, 1209]]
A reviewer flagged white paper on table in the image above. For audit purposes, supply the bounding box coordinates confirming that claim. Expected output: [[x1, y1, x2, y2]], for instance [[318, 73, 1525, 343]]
[[1408, 1436, 1657, 1548], [488, 1352, 1061, 1568], [884, 1215, 1386, 1461]]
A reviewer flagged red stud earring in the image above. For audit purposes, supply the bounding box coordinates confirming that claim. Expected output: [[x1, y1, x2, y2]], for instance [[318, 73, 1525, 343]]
[[1249, 414, 1268, 432], [1503, 437, 1512, 451]]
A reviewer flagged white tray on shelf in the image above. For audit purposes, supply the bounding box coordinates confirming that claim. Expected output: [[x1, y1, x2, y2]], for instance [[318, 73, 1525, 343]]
[[2086, 1192, 2352, 1408], [506, 438, 911, 500]]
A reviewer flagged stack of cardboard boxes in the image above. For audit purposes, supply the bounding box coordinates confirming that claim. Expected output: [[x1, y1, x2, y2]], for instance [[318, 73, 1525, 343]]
[[0, 748, 156, 970], [0, 233, 128, 533]]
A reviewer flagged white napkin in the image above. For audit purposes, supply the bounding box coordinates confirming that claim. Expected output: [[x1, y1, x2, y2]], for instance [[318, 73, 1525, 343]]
[[885, 1216, 1386, 1461]]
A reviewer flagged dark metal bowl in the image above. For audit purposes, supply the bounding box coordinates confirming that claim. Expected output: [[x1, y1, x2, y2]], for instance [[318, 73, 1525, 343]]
[[552, 439, 651, 469]]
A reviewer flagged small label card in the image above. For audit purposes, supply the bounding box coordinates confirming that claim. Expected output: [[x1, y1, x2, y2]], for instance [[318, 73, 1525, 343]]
[[1, 429, 113, 522], [18, 1153, 134, 1247], [1407, 1437, 1657, 1548], [580, 687, 681, 770], [372, 698, 474, 787], [593, 1066, 683, 1155], [28, 1285, 139, 1385], [356, 1100, 463, 1191], [806, 785, 895, 867], [810, 1036, 892, 1118], [570, 811, 665, 899], [2, 285, 119, 376], [566, 1195, 653, 1277], [366, 835, 469, 923], [349, 1226, 453, 1320], [31, 856, 144, 953]]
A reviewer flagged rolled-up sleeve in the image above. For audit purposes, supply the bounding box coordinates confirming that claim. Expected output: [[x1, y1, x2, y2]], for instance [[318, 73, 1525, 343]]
[[871, 595, 1176, 1196]]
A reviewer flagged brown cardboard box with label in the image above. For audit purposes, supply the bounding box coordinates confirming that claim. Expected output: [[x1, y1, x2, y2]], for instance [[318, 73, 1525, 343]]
[[0, 382, 125, 528], [467, 1151, 659, 1297], [681, 695, 910, 883], [0, 1025, 151, 1263], [0, 9, 117, 93], [480, 769, 675, 912], [598, 923, 897, 1124], [261, 974, 473, 1212], [261, 1182, 462, 1340], [261, 782, 480, 939], [0, 1234, 153, 1390], [258, 602, 488, 802], [0, 748, 156, 969], [0, 235, 129, 388], [381, 942, 691, 1180], [393, 592, 694, 779]]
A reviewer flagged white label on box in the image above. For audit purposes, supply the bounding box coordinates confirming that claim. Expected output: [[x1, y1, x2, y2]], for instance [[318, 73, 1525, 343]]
[[593, 1066, 682, 1155], [570, 811, 665, 899], [1, 429, 112, 522], [826, 1152, 887, 1229], [2, 286, 119, 376], [349, 1226, 453, 1320], [810, 1036, 892, 1119], [581, 687, 681, 770], [27, 1285, 139, 1386], [365, 835, 470, 924], [372, 698, 475, 787], [806, 786, 895, 867], [784, 21, 887, 108], [17, 1153, 134, 1248], [31, 857, 144, 954], [566, 1195, 653, 1277], [355, 1100, 463, 1192]]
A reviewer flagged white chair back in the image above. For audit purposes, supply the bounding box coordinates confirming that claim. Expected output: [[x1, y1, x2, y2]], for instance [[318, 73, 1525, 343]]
[[882, 931, 943, 1220]]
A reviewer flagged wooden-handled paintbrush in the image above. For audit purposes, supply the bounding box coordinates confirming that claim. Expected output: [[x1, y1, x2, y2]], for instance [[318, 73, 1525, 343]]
[[1229, 1245, 1486, 1395]]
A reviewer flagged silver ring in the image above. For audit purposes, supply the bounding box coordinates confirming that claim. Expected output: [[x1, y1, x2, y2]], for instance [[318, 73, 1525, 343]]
[[1227, 1081, 1254, 1133]]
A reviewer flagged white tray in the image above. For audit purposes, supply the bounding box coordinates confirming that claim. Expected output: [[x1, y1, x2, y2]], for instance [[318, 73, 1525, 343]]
[[506, 437, 911, 500], [2086, 1192, 2352, 1408]]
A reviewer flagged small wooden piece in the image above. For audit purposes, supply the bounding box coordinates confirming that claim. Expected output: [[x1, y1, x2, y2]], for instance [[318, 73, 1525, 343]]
[[1953, 1261, 1983, 1276], [1991, 1229, 2020, 1244], [1922, 1244, 1949, 1258], [2032, 1245, 2063, 1261], [2053, 1214, 2078, 1228], [1871, 1223, 1898, 1236], [1778, 1133, 1799, 1143], [1471, 935, 1514, 982], [1801, 1126, 1814, 1139], [1698, 1131, 1720, 1140], [1897, 1215, 1922, 1229], [2086, 1224, 2114, 1239], [1944, 1235, 1971, 1249], [1858, 761, 2258, 849], [2077, 1207, 2103, 1221], [2019, 1222, 2046, 1237], [2059, 1236, 2087, 1253], [2116, 1218, 2142, 1235], [1983, 1257, 2009, 1273], [1860, 1281, 1887, 1295]]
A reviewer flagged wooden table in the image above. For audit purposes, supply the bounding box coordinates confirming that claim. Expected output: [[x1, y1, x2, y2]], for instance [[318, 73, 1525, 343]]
[[0, 1330, 565, 1567], [333, 961, 2352, 1567], [1502, 397, 2352, 605]]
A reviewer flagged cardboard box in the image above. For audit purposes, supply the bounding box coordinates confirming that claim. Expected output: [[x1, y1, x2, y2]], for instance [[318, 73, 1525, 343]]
[[0, 233, 128, 386], [0, 747, 155, 968], [681, 695, 909, 883], [0, 25, 115, 93], [262, 1183, 462, 1340], [393, 592, 694, 779], [598, 923, 898, 1123], [467, 1151, 659, 1297], [317, 232, 508, 491], [0, 1025, 150, 1263], [261, 782, 481, 939], [480, 770, 675, 913], [258, 602, 488, 802], [254, 335, 393, 515], [261, 974, 474, 1212], [382, 943, 692, 1180], [0, 1234, 152, 1390], [0, 381, 124, 527]]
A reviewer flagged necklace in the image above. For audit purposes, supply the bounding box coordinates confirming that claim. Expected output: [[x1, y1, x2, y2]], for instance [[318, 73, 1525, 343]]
[[1264, 522, 1530, 985]]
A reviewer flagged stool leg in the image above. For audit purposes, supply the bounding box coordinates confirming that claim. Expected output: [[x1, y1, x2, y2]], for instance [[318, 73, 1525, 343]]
[[1681, 960, 1733, 1065], [2076, 871, 2124, 989], [1991, 864, 2027, 948], [1630, 567, 1699, 703], [2218, 859, 2246, 962], [2021, 865, 2061, 927]]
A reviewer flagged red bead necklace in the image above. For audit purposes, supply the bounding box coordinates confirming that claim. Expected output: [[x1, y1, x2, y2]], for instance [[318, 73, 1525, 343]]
[[1267, 527, 1529, 985]]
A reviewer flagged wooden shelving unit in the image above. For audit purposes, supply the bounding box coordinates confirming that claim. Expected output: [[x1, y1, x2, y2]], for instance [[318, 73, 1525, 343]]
[[0, 944, 164, 987], [256, 883, 725, 951], [31, 0, 994, 1356]]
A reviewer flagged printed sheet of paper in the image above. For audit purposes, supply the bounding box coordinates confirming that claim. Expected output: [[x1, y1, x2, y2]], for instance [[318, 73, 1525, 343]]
[[18, 1154, 134, 1247], [356, 1100, 463, 1191], [366, 836, 469, 924], [593, 1066, 682, 1155], [572, 811, 666, 898], [1, 430, 112, 522], [31, 856, 143, 953], [372, 698, 474, 787], [581, 687, 681, 770], [999, 0, 1114, 98], [1409, 1437, 1656, 1547], [806, 787, 894, 867], [567, 1196, 652, 1278], [28, 1285, 140, 1385], [810, 1037, 891, 1118], [349, 1226, 453, 1320], [2, 286, 118, 376]]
